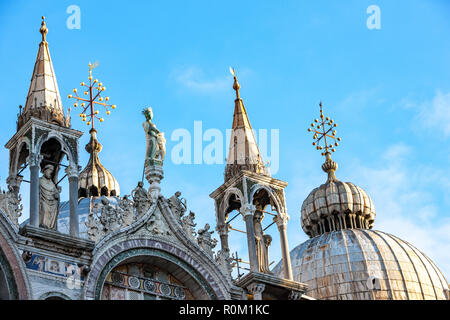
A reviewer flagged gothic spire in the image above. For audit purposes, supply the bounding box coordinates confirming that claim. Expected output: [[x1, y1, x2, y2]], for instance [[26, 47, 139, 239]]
[[224, 68, 269, 181], [17, 16, 66, 130]]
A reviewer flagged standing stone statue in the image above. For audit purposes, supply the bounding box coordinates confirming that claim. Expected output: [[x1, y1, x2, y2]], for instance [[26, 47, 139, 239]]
[[131, 181, 150, 218], [39, 164, 61, 229], [168, 191, 187, 220], [142, 107, 166, 165], [253, 211, 271, 273], [197, 223, 218, 257], [181, 210, 197, 240]]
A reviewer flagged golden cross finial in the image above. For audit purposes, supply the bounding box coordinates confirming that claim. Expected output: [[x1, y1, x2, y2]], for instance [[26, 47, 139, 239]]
[[40, 16, 48, 42], [308, 101, 341, 156], [67, 63, 116, 129], [229, 66, 240, 99]]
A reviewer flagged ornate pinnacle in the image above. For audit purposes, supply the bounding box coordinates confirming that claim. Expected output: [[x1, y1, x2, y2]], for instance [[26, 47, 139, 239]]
[[40, 16, 48, 42], [229, 67, 240, 100], [67, 62, 116, 130]]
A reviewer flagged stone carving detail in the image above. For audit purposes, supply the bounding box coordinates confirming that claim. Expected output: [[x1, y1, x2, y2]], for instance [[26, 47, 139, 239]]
[[197, 223, 218, 257], [168, 191, 187, 221], [0, 176, 23, 226], [181, 211, 197, 240], [39, 164, 61, 229], [142, 107, 166, 166], [146, 209, 170, 236], [119, 195, 135, 228], [214, 248, 233, 279], [131, 181, 151, 218], [85, 211, 103, 243], [98, 198, 121, 233]]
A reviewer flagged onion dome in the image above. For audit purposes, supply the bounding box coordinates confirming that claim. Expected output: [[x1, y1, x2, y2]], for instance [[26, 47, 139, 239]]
[[273, 229, 449, 300], [301, 153, 375, 238], [78, 128, 120, 198]]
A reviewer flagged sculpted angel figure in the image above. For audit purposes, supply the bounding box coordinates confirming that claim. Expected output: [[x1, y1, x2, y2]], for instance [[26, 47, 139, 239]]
[[39, 164, 61, 229]]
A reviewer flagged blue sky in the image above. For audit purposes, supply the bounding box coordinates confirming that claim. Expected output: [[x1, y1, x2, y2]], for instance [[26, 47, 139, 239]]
[[1, 1, 450, 280]]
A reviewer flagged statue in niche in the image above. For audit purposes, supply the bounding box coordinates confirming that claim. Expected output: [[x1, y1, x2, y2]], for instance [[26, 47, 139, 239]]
[[168, 191, 187, 220], [119, 195, 135, 227], [197, 223, 218, 257], [181, 210, 197, 239], [39, 164, 61, 229], [131, 181, 150, 218], [142, 107, 166, 165], [253, 210, 272, 273]]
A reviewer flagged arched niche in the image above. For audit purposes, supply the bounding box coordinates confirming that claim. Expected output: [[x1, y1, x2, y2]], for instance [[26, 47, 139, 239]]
[[94, 248, 218, 300], [39, 292, 71, 300]]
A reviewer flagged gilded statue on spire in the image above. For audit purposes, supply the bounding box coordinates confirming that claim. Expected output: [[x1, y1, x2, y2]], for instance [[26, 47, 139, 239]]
[[142, 107, 166, 166]]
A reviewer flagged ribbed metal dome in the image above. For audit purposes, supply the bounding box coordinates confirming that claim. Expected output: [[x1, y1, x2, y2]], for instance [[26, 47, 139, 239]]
[[273, 229, 449, 300], [78, 129, 120, 198], [301, 154, 375, 237]]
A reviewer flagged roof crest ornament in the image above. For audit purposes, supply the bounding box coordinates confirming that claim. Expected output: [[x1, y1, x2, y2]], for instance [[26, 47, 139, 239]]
[[308, 101, 342, 182]]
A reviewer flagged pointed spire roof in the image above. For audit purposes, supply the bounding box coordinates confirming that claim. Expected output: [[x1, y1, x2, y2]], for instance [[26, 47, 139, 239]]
[[224, 69, 270, 181], [17, 16, 66, 130], [78, 128, 120, 198]]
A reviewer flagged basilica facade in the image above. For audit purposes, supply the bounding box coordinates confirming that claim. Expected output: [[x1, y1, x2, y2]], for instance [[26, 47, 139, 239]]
[[0, 17, 448, 301]]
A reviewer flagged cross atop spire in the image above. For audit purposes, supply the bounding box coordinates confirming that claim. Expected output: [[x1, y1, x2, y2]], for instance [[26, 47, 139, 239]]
[[17, 16, 66, 130], [307, 101, 342, 182], [225, 68, 269, 181]]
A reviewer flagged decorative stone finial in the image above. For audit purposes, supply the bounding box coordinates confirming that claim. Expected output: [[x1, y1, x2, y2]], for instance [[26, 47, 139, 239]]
[[322, 152, 338, 182], [40, 16, 48, 42], [229, 67, 240, 100]]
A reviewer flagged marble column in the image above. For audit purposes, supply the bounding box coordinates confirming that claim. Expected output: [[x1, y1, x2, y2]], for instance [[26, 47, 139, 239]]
[[276, 214, 293, 280], [217, 223, 229, 252], [241, 204, 259, 273], [28, 153, 41, 227], [66, 165, 79, 237]]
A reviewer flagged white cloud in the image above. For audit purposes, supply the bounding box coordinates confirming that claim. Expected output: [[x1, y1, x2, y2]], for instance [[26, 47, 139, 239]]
[[172, 66, 230, 93], [415, 91, 450, 137]]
